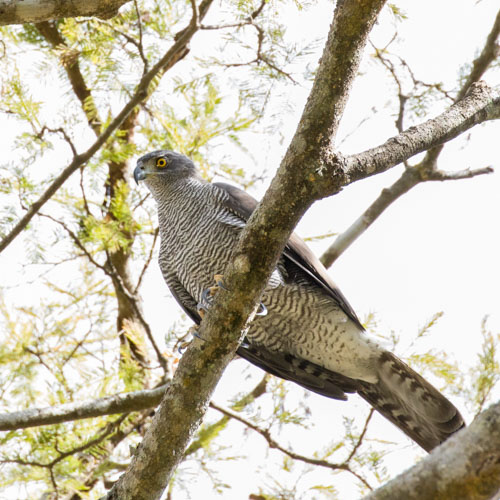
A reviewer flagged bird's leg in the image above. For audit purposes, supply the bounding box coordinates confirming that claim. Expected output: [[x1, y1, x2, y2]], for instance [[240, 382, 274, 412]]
[[198, 274, 267, 317], [197, 274, 227, 315], [177, 323, 205, 354], [181, 273, 268, 354]]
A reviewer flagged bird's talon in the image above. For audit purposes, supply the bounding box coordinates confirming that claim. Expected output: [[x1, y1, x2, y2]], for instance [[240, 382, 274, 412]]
[[178, 342, 189, 354], [197, 304, 207, 318], [256, 302, 267, 316], [213, 274, 229, 291], [192, 330, 205, 341], [178, 324, 206, 353]]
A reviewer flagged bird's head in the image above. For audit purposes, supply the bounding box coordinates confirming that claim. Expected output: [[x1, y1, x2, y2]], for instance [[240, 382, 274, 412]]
[[133, 150, 198, 190]]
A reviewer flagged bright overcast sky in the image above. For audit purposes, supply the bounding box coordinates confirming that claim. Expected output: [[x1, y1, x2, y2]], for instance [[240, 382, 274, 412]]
[[1, 0, 500, 498]]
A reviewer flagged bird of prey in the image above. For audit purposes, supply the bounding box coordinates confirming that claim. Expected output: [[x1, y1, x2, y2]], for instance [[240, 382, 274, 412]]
[[134, 150, 464, 452]]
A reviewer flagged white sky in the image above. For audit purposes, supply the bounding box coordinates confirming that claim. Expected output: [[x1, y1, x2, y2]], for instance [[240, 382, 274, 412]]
[[1, 0, 500, 498]]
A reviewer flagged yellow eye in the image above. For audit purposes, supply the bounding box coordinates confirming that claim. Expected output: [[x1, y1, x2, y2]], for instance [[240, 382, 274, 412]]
[[156, 158, 167, 168]]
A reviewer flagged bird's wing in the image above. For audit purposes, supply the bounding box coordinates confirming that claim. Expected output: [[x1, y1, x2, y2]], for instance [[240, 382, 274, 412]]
[[214, 182, 364, 330], [160, 265, 201, 324], [237, 340, 360, 400]]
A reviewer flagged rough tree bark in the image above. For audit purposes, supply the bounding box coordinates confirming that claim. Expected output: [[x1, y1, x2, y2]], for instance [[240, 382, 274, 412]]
[[0, 0, 130, 25], [101, 0, 497, 498], [2, 1, 499, 498], [320, 7, 500, 267], [364, 401, 500, 500]]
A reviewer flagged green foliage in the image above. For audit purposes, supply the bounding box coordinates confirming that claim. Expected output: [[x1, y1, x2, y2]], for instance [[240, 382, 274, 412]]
[[457, 318, 500, 416], [0, 0, 301, 494], [0, 0, 498, 499]]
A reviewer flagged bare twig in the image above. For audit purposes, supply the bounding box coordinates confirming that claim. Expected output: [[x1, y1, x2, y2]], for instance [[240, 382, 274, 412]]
[[1, 414, 128, 470], [345, 408, 375, 464], [457, 8, 500, 100], [200, 0, 266, 30], [36, 21, 103, 135], [209, 401, 372, 490], [426, 165, 494, 181], [134, 227, 159, 293], [133, 0, 147, 72], [218, 23, 297, 83], [96, 18, 148, 69], [36, 126, 78, 156]]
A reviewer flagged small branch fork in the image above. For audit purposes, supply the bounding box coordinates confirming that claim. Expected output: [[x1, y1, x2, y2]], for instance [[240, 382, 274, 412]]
[[200, 0, 296, 82], [320, 8, 500, 267]]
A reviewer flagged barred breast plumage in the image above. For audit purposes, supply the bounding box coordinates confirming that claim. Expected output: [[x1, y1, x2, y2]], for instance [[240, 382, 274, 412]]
[[134, 149, 465, 453]]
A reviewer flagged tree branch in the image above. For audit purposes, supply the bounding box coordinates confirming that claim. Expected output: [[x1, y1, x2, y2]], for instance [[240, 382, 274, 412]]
[[457, 8, 500, 101], [341, 82, 499, 189], [104, 2, 388, 499], [0, 1, 207, 254], [320, 163, 493, 268], [0, 386, 166, 431], [36, 21, 103, 135], [364, 401, 500, 500], [210, 401, 372, 490], [320, 7, 500, 265], [321, 168, 420, 267], [0, 0, 130, 25]]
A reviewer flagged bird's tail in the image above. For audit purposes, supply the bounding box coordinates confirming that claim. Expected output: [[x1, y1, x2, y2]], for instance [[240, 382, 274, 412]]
[[359, 351, 464, 452]]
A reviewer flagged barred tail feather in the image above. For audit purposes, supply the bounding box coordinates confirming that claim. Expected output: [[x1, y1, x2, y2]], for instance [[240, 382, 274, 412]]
[[359, 351, 465, 452]]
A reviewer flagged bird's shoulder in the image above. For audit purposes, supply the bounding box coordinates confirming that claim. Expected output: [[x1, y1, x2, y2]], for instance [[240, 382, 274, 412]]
[[212, 181, 257, 221]]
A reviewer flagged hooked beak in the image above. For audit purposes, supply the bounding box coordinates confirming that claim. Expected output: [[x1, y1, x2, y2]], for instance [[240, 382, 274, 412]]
[[133, 163, 147, 185]]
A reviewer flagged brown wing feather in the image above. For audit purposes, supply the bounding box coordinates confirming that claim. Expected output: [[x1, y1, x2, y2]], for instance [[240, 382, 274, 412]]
[[214, 182, 363, 329]]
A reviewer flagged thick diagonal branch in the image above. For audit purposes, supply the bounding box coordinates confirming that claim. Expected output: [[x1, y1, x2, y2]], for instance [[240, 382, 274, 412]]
[[364, 401, 500, 500], [104, 2, 388, 499]]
